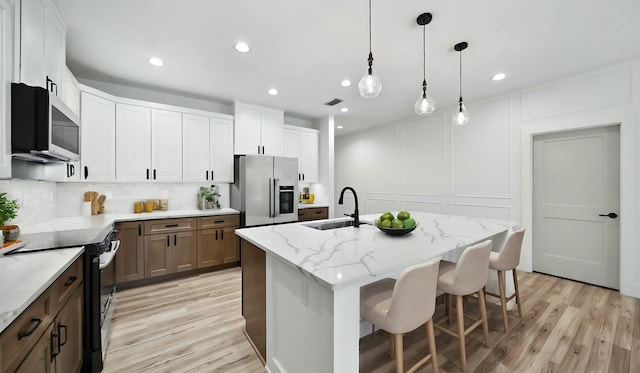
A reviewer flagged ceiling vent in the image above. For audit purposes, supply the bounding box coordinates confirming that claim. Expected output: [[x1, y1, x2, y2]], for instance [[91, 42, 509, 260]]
[[324, 98, 343, 106]]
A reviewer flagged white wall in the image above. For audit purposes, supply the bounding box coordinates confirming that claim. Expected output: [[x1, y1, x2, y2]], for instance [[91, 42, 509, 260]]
[[335, 60, 640, 298]]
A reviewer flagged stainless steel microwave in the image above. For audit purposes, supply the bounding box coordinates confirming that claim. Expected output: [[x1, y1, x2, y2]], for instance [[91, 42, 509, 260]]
[[11, 83, 81, 162]]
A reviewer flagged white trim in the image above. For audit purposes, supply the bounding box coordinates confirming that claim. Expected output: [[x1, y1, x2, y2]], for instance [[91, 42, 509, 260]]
[[520, 106, 638, 297]]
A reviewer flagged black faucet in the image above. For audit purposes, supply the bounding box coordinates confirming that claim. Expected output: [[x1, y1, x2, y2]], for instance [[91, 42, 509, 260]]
[[338, 186, 360, 227]]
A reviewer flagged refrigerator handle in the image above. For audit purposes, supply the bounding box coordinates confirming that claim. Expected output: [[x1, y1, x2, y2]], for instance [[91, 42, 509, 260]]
[[268, 178, 273, 218], [274, 178, 280, 216]]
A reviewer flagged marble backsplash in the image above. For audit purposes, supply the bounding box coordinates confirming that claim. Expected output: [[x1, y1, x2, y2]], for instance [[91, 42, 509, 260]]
[[0, 179, 231, 225]]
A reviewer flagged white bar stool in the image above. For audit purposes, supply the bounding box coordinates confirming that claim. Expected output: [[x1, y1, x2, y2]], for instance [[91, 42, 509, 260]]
[[360, 260, 440, 373], [486, 228, 526, 333], [435, 240, 492, 372]]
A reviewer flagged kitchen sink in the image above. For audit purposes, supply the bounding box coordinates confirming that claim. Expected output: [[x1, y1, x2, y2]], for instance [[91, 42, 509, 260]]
[[303, 220, 369, 230]]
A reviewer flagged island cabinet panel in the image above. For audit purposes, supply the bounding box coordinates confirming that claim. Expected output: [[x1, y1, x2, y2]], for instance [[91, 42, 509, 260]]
[[241, 239, 267, 362], [197, 215, 239, 269], [115, 222, 145, 283], [298, 207, 328, 222]]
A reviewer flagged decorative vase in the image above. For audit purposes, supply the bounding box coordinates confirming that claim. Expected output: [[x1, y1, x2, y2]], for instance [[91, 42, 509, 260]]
[[1, 224, 20, 241]]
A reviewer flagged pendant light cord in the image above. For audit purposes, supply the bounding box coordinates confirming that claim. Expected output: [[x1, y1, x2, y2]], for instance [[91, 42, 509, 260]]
[[368, 0, 372, 53], [422, 24, 426, 81], [459, 49, 463, 99]]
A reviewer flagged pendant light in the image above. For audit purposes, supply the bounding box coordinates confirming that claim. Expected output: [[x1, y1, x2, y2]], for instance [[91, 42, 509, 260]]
[[453, 41, 470, 126], [358, 0, 382, 98], [415, 13, 435, 115]]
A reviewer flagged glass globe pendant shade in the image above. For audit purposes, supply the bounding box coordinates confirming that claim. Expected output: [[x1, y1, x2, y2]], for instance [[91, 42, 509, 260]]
[[452, 99, 470, 126], [358, 71, 382, 98], [415, 91, 435, 115]]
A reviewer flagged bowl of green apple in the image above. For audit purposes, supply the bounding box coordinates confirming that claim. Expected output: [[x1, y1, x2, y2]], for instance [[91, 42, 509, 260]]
[[375, 211, 417, 236]]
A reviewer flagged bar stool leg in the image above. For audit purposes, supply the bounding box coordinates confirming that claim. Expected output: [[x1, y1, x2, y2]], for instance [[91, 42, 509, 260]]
[[456, 295, 467, 372], [394, 333, 404, 373], [445, 293, 452, 325], [497, 270, 509, 332], [513, 268, 522, 317], [426, 319, 439, 373], [477, 288, 490, 347], [389, 333, 395, 359]]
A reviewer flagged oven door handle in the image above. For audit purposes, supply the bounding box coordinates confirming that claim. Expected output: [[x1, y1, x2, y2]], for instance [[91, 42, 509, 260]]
[[98, 240, 120, 270]]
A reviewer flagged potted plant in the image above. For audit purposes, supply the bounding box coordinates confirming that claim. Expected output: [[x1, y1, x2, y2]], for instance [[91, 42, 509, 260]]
[[198, 186, 221, 210], [0, 193, 20, 242]]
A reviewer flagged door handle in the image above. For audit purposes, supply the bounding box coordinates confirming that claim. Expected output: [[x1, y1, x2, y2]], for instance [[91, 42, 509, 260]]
[[84, 166, 89, 179], [598, 212, 618, 219]]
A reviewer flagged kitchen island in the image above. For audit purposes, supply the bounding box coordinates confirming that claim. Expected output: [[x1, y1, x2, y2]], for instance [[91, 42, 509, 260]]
[[236, 212, 517, 373]]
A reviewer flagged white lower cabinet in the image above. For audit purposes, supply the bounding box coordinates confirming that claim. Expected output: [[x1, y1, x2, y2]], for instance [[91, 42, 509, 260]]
[[182, 114, 233, 182], [116, 104, 182, 182]]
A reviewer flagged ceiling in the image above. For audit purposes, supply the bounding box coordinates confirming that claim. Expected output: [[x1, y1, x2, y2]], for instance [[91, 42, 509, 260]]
[[54, 0, 640, 135]]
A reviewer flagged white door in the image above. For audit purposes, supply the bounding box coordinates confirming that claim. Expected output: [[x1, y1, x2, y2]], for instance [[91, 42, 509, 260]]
[[80, 92, 115, 181], [151, 109, 182, 182], [533, 125, 620, 289], [116, 103, 151, 181], [44, 6, 64, 94], [182, 113, 210, 182]]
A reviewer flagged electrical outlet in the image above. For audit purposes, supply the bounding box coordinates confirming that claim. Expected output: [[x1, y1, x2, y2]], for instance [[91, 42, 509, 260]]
[[161, 190, 168, 198]]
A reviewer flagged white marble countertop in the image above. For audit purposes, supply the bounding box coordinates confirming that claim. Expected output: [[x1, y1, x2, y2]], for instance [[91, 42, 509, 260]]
[[235, 212, 517, 290], [298, 203, 329, 209], [0, 247, 84, 334], [21, 208, 240, 235]]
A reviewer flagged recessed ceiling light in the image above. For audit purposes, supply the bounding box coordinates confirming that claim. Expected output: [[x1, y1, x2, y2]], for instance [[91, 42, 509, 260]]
[[235, 42, 250, 53], [336, 125, 343, 129], [268, 88, 278, 96], [148, 57, 164, 67], [492, 73, 506, 81], [341, 80, 351, 87], [340, 107, 349, 113]]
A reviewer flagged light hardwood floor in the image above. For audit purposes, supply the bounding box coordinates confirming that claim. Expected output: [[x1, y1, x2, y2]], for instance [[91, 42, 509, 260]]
[[104, 267, 639, 372]]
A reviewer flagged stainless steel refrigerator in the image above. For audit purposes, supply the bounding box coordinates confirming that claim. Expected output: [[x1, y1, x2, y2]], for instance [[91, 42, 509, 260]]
[[231, 155, 299, 227]]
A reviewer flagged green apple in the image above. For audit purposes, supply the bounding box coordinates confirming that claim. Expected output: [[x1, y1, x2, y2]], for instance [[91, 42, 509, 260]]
[[391, 218, 404, 228], [397, 211, 410, 220], [403, 218, 416, 229]]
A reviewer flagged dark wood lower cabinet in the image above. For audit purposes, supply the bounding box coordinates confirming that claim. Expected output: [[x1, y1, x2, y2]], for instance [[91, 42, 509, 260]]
[[115, 215, 240, 287], [145, 230, 196, 278], [298, 207, 329, 221], [115, 222, 145, 283], [10, 259, 84, 373], [241, 239, 266, 363]]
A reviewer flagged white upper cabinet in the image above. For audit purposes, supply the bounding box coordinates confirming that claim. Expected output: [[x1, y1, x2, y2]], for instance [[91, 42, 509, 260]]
[[116, 104, 182, 182], [115, 103, 152, 181], [283, 125, 319, 182], [19, 0, 65, 93], [151, 109, 182, 182], [183, 114, 234, 182], [234, 101, 284, 156], [0, 0, 13, 179], [62, 66, 80, 116], [80, 90, 115, 181]]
